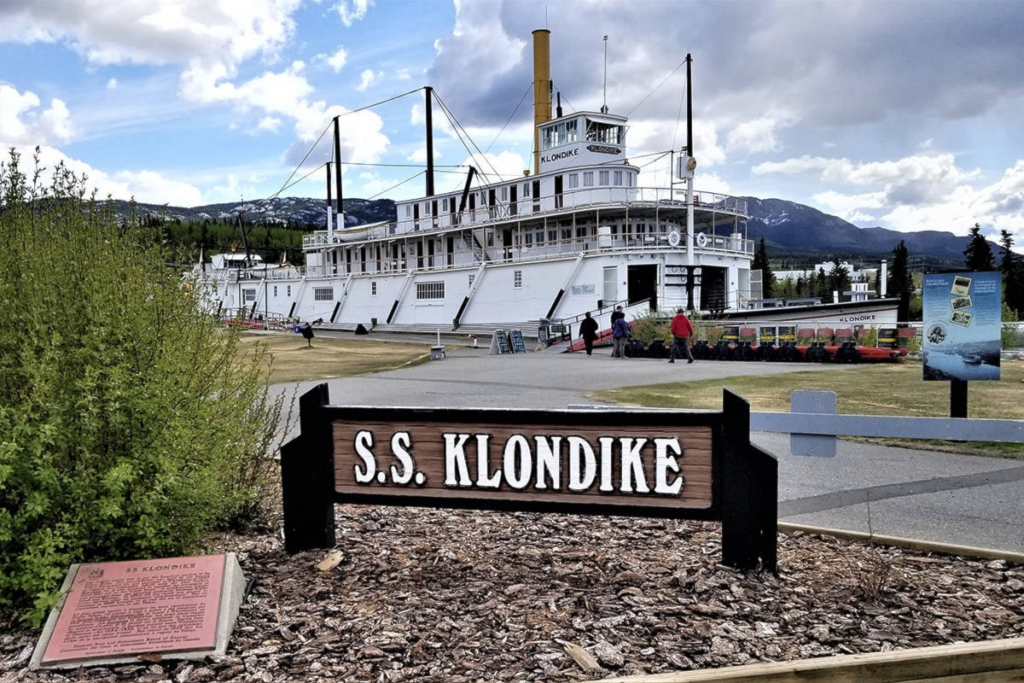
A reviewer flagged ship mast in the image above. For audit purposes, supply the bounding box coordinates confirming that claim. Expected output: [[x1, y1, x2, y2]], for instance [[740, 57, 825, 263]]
[[425, 87, 435, 196], [684, 53, 697, 310], [333, 116, 343, 229]]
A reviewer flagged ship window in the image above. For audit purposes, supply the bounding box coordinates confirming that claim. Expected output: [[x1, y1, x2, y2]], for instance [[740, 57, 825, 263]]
[[514, 270, 522, 289], [566, 118, 578, 142], [405, 205, 411, 217], [548, 229, 557, 242], [287, 285, 292, 297], [586, 120, 622, 144], [273, 286, 278, 297], [371, 282, 377, 296], [583, 172, 594, 187], [469, 274, 475, 287], [524, 233, 533, 246], [613, 170, 622, 185], [501, 186, 507, 201], [599, 170, 609, 185], [568, 173, 578, 189], [314, 287, 333, 301], [416, 282, 445, 300], [423, 202, 431, 216], [243, 288, 256, 303], [523, 183, 531, 198]]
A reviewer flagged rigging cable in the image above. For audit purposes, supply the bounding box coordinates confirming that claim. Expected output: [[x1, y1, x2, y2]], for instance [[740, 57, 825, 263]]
[[483, 82, 534, 154], [432, 92, 505, 187], [626, 56, 689, 119]]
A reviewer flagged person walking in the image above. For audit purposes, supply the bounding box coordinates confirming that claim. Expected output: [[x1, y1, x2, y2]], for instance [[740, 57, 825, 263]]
[[668, 308, 695, 364], [612, 315, 631, 359], [579, 311, 599, 357]]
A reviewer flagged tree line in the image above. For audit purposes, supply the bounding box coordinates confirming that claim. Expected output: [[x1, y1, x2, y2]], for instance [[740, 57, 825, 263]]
[[751, 224, 1024, 322], [140, 214, 310, 265]]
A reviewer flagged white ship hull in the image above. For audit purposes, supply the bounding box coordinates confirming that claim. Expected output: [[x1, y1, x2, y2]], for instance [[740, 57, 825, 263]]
[[196, 28, 898, 340]]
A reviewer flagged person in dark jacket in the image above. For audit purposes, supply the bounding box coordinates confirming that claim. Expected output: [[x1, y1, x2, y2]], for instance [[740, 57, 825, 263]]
[[668, 308, 694, 364], [609, 305, 625, 356], [612, 315, 631, 359], [578, 311, 599, 357]]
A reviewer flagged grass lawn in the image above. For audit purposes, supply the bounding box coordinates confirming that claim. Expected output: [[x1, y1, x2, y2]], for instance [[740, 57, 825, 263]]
[[591, 359, 1024, 458], [238, 332, 430, 384]]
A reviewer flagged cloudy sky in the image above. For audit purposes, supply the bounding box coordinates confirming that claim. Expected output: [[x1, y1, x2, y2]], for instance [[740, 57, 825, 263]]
[[2, 0, 1022, 247]]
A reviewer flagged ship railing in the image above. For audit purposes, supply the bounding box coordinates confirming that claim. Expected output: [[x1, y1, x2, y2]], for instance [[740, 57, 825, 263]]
[[300, 186, 749, 250], [293, 230, 755, 278]]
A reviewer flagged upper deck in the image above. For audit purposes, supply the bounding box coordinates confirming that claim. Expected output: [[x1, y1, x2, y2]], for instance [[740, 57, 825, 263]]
[[303, 182, 748, 250]]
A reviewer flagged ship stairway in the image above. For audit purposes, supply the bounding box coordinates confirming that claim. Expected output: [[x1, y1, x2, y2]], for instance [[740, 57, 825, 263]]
[[471, 231, 486, 263], [329, 274, 354, 323]]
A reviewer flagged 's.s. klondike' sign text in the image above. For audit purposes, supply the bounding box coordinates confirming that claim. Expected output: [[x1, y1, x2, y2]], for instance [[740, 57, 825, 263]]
[[281, 385, 777, 571]]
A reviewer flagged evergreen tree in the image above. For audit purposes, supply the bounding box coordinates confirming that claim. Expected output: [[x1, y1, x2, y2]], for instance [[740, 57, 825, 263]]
[[999, 229, 1024, 316], [827, 256, 851, 299], [963, 223, 996, 271], [751, 237, 776, 298], [888, 240, 913, 297], [815, 267, 828, 299]]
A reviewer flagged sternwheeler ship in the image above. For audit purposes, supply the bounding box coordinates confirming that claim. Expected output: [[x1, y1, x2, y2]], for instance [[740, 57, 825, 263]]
[[198, 29, 898, 342]]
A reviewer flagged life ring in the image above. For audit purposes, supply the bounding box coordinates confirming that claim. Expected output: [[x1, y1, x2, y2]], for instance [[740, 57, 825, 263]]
[[667, 230, 681, 247], [695, 232, 708, 248]]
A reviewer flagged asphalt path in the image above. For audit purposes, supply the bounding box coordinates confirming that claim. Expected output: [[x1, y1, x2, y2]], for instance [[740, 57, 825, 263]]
[[277, 344, 1024, 555]]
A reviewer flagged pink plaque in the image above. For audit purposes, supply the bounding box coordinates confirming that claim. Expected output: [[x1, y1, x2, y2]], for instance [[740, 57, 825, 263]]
[[41, 554, 226, 665]]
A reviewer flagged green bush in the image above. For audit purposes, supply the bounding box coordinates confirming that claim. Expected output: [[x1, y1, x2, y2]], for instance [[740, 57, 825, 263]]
[[628, 311, 671, 346], [0, 149, 283, 626]]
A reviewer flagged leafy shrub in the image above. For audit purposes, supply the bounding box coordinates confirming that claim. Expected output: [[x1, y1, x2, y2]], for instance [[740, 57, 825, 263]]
[[628, 311, 671, 346], [0, 150, 283, 625]]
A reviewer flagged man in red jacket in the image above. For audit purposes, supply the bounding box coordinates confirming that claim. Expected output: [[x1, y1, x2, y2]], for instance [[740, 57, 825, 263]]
[[668, 308, 694, 364]]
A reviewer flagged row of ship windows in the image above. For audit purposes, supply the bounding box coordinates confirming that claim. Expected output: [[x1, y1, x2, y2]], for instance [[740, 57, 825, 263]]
[[403, 170, 630, 218], [243, 272, 524, 304]]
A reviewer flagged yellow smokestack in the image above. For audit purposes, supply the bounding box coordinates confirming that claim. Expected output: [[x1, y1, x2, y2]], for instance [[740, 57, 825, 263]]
[[533, 29, 551, 176]]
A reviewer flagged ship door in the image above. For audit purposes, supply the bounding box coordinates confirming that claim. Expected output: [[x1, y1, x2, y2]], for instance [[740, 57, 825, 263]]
[[502, 229, 513, 260], [509, 185, 518, 215], [627, 264, 659, 311], [554, 175, 563, 208], [700, 267, 727, 313], [603, 266, 618, 306]]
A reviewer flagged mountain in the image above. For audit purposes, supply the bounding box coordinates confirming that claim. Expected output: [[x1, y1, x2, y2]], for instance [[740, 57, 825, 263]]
[[119, 195, 978, 268], [743, 197, 972, 268]]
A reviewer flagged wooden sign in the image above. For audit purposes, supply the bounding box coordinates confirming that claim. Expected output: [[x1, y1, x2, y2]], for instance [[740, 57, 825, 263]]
[[332, 420, 713, 511], [281, 385, 777, 572]]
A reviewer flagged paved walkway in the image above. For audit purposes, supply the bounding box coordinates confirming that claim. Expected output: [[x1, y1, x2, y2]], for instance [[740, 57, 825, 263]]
[[281, 345, 1024, 555]]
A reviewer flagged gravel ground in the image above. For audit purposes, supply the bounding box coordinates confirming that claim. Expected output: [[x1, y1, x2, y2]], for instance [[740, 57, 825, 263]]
[[3, 505, 1023, 682]]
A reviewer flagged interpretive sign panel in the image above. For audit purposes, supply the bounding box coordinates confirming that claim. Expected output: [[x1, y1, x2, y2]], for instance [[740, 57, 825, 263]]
[[281, 384, 778, 572], [32, 554, 245, 669], [922, 271, 1001, 381]]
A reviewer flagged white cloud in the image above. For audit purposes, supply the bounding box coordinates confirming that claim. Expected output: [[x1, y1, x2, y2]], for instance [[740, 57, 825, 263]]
[[1, 143, 203, 206], [0, 1, 302, 68], [334, 0, 373, 27], [257, 116, 282, 132], [0, 85, 74, 145], [325, 47, 347, 72], [752, 153, 978, 188], [356, 69, 380, 92], [106, 78, 118, 90], [725, 112, 795, 155]]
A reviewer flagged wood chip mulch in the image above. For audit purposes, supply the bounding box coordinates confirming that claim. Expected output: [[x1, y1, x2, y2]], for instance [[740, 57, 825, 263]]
[[2, 505, 1023, 682]]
